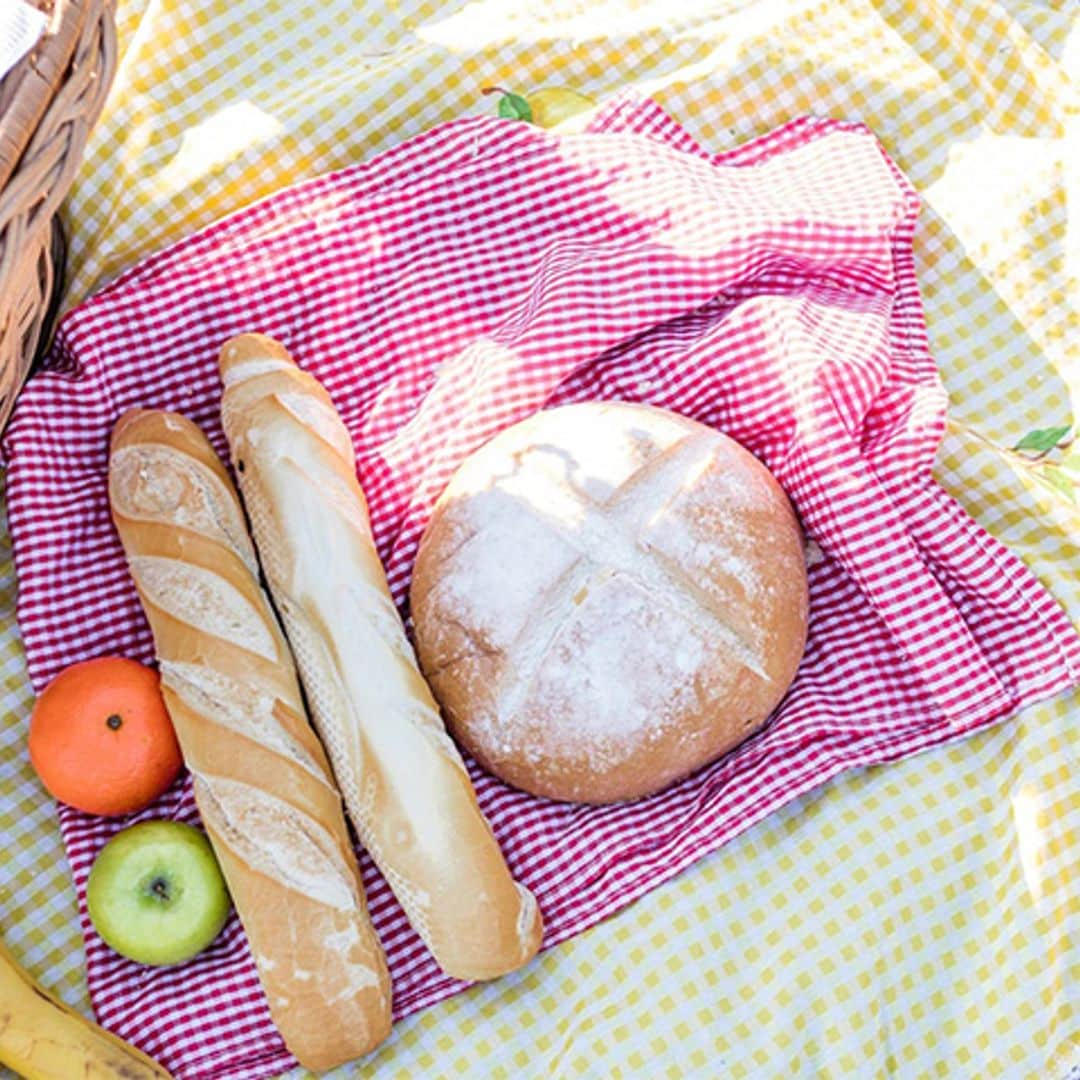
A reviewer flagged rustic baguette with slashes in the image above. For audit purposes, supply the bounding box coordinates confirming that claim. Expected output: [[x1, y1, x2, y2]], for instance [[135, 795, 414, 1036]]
[[218, 333, 543, 982], [108, 409, 391, 1071]]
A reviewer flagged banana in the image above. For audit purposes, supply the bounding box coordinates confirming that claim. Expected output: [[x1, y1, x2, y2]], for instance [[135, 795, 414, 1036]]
[[0, 939, 172, 1079]]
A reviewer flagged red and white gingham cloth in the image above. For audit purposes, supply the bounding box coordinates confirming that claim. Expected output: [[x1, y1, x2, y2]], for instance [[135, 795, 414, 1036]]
[[3, 97, 1079, 1079]]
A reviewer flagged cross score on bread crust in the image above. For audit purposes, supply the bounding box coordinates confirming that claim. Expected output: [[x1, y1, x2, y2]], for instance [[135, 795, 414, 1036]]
[[411, 402, 809, 805]]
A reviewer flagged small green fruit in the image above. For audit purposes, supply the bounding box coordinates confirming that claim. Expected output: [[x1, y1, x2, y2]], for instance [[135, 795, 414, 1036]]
[[86, 821, 231, 967]]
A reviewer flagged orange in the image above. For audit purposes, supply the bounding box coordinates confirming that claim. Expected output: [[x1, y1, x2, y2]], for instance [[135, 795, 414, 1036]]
[[28, 657, 183, 817]]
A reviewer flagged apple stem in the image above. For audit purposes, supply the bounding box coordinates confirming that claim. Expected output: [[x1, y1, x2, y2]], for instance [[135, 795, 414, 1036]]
[[106, 713, 122, 730], [151, 878, 169, 900]]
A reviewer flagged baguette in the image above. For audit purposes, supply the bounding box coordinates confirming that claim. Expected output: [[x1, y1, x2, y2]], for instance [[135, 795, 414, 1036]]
[[108, 409, 391, 1072], [218, 334, 543, 982]]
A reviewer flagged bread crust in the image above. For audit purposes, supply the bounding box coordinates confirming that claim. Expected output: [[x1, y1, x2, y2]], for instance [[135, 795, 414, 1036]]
[[218, 334, 543, 983], [410, 402, 809, 804]]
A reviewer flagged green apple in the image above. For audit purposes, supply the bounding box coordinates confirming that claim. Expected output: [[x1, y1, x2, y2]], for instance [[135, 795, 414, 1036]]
[[86, 821, 231, 967]]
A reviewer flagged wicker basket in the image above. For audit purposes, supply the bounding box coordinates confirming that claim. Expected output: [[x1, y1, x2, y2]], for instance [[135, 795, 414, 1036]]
[[0, 0, 117, 432]]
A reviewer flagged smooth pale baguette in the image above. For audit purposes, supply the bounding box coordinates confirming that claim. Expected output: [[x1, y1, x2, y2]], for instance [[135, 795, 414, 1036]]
[[108, 409, 391, 1072], [218, 334, 544, 982]]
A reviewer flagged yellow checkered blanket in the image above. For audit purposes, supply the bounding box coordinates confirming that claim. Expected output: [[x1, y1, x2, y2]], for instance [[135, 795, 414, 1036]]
[[0, 1, 1076, 1076]]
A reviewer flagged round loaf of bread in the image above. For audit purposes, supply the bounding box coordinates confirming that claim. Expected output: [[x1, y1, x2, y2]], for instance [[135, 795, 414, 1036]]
[[410, 402, 809, 805]]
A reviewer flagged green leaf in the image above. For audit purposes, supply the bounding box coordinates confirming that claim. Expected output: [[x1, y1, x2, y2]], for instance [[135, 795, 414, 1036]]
[[497, 92, 533, 122], [1013, 424, 1071, 453], [1035, 466, 1077, 503]]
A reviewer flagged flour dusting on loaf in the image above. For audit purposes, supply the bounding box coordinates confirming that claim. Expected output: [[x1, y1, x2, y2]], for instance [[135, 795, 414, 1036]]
[[110, 444, 258, 574], [128, 555, 279, 662], [194, 775, 361, 912], [411, 402, 809, 805], [274, 390, 356, 465], [159, 661, 325, 779]]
